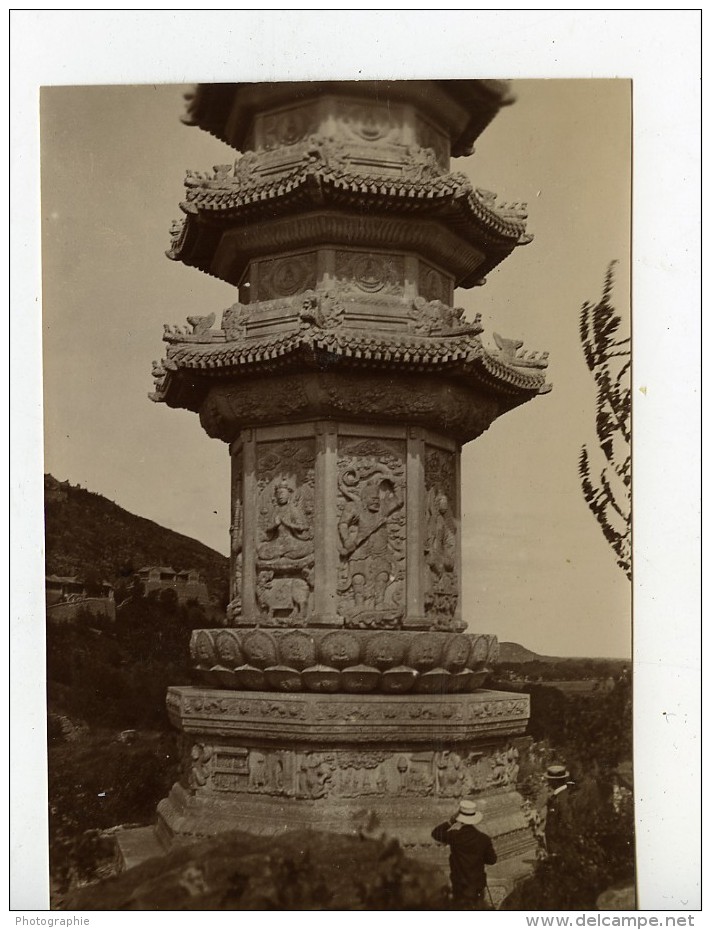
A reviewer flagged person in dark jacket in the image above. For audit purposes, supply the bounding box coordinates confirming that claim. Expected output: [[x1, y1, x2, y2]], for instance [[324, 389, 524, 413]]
[[544, 764, 574, 856], [432, 799, 497, 909]]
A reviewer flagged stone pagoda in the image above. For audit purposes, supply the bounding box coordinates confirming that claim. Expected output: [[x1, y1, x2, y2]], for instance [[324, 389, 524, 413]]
[[149, 80, 549, 887]]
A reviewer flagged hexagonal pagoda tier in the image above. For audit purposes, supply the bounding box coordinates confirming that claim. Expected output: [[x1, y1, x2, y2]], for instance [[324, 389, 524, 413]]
[[145, 80, 550, 894]]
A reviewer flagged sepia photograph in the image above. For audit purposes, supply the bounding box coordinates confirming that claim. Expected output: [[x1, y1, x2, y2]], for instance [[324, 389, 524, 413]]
[[11, 11, 699, 917]]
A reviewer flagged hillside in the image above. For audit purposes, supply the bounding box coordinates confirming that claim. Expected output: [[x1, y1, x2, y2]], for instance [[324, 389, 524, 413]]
[[498, 642, 558, 663], [44, 475, 229, 599], [499, 642, 627, 664]]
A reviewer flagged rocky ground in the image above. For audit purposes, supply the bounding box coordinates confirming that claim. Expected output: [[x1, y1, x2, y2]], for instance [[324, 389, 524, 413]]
[[65, 830, 451, 911]]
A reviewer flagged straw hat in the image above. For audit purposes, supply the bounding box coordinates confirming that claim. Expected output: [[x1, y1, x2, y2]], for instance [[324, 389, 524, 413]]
[[546, 764, 570, 782], [456, 799, 484, 825]]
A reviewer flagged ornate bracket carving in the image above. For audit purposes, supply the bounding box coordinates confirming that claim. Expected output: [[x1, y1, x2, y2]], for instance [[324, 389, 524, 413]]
[[491, 332, 550, 370]]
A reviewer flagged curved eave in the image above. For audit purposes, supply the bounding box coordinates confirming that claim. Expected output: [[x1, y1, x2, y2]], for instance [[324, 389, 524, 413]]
[[180, 168, 526, 241], [436, 79, 516, 156], [168, 174, 528, 288], [150, 334, 548, 413]]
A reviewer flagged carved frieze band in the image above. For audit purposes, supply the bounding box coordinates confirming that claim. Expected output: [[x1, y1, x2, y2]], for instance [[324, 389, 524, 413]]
[[190, 628, 498, 694], [199, 373, 501, 447], [167, 685, 528, 745], [178, 737, 522, 801], [254, 98, 405, 152]]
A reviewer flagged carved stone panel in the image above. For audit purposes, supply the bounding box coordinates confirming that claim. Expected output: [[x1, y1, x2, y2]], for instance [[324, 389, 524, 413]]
[[247, 748, 294, 796], [256, 253, 318, 301], [334, 251, 405, 296], [415, 115, 450, 169], [418, 262, 453, 305], [334, 99, 402, 144], [184, 741, 213, 791], [258, 103, 320, 151], [255, 439, 316, 625], [212, 746, 250, 793], [424, 446, 459, 626], [336, 438, 406, 627], [227, 451, 243, 620]]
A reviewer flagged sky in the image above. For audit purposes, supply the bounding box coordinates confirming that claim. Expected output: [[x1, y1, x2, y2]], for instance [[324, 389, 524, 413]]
[[40, 79, 632, 659]]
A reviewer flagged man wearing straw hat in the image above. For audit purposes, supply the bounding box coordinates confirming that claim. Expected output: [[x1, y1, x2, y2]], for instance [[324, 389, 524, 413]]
[[432, 800, 497, 909], [544, 763, 574, 856]]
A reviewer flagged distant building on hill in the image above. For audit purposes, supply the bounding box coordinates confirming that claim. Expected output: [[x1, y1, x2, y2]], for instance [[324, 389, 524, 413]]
[[45, 574, 114, 605], [45, 575, 116, 623], [135, 566, 211, 607]]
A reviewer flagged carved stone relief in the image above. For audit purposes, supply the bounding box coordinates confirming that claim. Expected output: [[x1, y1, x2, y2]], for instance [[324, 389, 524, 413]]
[[247, 749, 293, 795], [214, 630, 244, 668], [260, 103, 319, 151], [336, 438, 406, 627], [415, 116, 449, 169], [227, 452, 243, 621], [335, 100, 402, 144], [299, 289, 345, 331], [242, 630, 279, 668], [200, 374, 501, 445], [424, 447, 459, 625], [256, 253, 318, 301], [189, 629, 495, 687], [187, 742, 213, 790], [222, 302, 251, 341], [296, 752, 336, 799], [211, 747, 249, 793], [191, 630, 218, 668], [168, 688, 529, 746], [334, 251, 405, 296], [397, 751, 435, 796], [183, 743, 521, 802], [401, 146, 443, 182], [256, 440, 316, 624], [407, 296, 475, 336], [200, 377, 312, 441], [278, 630, 317, 670], [488, 745, 521, 788], [418, 263, 452, 304], [320, 376, 496, 442]]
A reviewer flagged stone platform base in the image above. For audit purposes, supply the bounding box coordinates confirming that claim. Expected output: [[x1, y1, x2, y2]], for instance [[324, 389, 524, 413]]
[[156, 781, 533, 861], [155, 685, 537, 881], [166, 685, 531, 744]]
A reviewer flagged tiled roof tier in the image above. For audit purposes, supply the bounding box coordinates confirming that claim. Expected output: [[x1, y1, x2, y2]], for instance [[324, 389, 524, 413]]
[[150, 326, 548, 415], [178, 164, 526, 239], [180, 80, 515, 157], [168, 152, 530, 288]]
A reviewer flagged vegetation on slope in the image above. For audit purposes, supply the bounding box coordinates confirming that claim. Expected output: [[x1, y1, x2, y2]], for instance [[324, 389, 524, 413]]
[[47, 591, 208, 901], [44, 475, 229, 601]]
